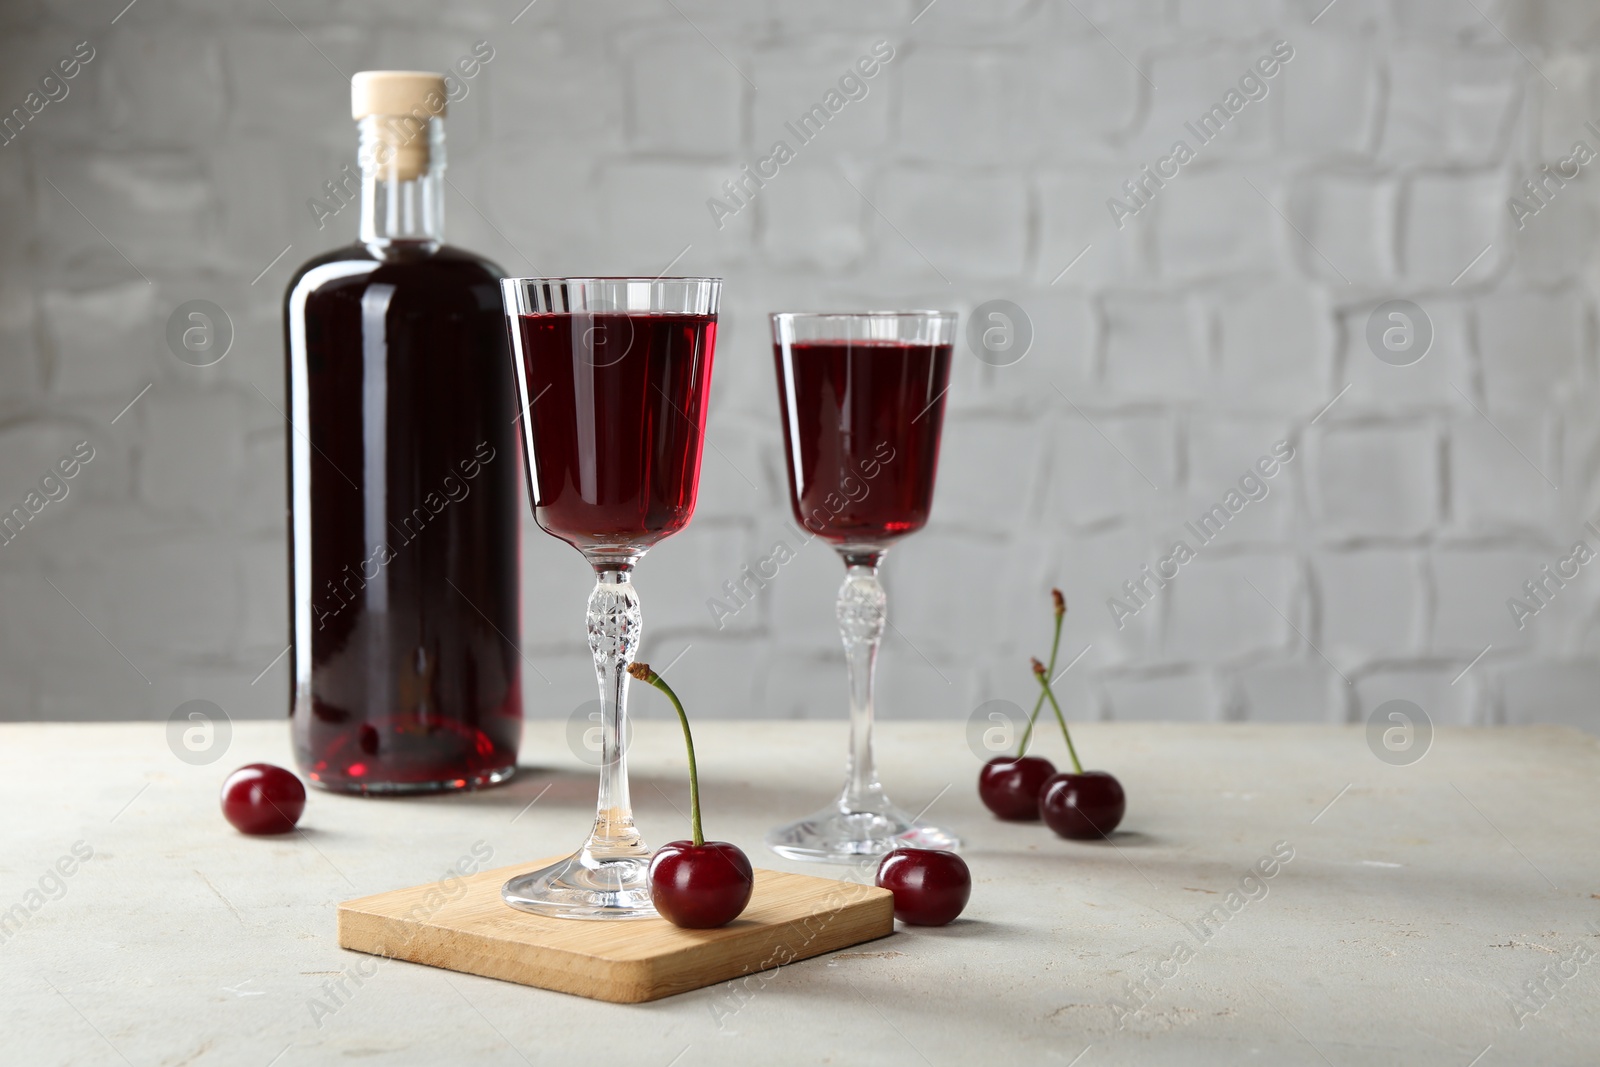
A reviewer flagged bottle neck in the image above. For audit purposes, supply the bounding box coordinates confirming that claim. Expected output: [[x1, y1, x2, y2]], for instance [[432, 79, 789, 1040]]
[[357, 114, 445, 247]]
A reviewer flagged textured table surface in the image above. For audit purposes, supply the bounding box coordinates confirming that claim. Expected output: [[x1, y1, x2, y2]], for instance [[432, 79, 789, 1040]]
[[2, 720, 1597, 1066]]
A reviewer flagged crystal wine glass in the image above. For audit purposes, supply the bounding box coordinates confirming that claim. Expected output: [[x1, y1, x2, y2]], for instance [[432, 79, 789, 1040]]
[[500, 277, 720, 918], [766, 310, 960, 861]]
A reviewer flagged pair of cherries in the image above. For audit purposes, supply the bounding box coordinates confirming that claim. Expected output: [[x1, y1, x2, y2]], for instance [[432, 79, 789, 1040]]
[[655, 836, 971, 929], [979, 758, 1125, 837], [978, 590, 1126, 839]]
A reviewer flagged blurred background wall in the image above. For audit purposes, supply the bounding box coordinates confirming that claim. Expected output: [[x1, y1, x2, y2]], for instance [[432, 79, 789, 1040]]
[[2, 0, 1599, 733]]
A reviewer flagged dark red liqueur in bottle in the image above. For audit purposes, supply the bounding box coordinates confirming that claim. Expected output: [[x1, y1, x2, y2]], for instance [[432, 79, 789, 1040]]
[[283, 72, 521, 794], [514, 312, 717, 552], [773, 339, 952, 545]]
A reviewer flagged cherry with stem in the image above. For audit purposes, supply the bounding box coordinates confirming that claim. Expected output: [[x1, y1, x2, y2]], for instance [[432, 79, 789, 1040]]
[[628, 662, 754, 928], [1034, 659, 1125, 839], [977, 589, 1066, 820]]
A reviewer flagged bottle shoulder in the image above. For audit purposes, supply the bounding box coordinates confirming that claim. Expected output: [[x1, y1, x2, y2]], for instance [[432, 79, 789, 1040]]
[[284, 243, 509, 303], [430, 244, 509, 280]]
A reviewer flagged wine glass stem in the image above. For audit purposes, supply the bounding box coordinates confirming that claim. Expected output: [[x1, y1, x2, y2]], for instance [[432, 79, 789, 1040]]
[[586, 563, 644, 854], [837, 554, 888, 812]]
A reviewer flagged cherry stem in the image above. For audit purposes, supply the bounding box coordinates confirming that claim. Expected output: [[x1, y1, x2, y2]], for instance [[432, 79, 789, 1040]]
[[1016, 589, 1067, 758], [1034, 666, 1084, 775], [628, 662, 702, 847]]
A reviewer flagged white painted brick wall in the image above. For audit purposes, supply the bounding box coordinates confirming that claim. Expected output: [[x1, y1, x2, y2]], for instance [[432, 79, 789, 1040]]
[[3, 0, 1599, 742], [1311, 422, 1440, 539]]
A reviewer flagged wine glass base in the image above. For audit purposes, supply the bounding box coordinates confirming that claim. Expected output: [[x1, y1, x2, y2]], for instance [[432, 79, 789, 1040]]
[[501, 848, 657, 920], [766, 803, 960, 863]]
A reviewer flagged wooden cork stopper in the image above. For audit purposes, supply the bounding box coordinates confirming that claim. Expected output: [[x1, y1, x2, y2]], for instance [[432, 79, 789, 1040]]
[[351, 71, 448, 181]]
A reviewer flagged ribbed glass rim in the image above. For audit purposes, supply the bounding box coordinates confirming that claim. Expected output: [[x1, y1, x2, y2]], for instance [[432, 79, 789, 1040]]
[[501, 277, 720, 315], [504, 276, 724, 283], [770, 310, 957, 321], [770, 309, 957, 345]]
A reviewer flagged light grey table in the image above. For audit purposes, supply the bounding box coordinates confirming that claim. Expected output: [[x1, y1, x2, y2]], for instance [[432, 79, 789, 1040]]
[[2, 720, 1596, 1066]]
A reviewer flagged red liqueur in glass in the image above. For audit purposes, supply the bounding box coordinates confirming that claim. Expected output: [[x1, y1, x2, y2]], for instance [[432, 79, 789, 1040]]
[[514, 312, 717, 552], [773, 339, 952, 546]]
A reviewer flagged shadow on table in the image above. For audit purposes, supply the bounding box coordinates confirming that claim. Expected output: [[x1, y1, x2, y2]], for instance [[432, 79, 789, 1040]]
[[904, 916, 1008, 938], [310, 765, 602, 810], [1085, 829, 1159, 848], [402, 766, 875, 819]]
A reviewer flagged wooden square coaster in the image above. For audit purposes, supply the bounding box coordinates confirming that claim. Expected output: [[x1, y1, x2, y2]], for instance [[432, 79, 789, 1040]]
[[337, 857, 895, 1003]]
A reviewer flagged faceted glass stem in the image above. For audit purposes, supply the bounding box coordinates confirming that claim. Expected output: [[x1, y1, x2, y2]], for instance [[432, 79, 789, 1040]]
[[839, 555, 890, 814], [764, 548, 960, 861], [584, 564, 645, 856], [501, 562, 655, 917]]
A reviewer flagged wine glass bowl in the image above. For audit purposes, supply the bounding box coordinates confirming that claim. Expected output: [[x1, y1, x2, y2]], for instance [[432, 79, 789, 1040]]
[[766, 310, 960, 862], [500, 277, 719, 918], [510, 292, 717, 557]]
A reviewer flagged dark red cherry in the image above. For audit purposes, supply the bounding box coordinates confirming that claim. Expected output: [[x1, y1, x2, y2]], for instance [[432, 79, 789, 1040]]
[[978, 755, 1056, 820], [649, 840, 754, 929], [875, 848, 971, 926], [221, 763, 306, 835], [1039, 770, 1125, 839]]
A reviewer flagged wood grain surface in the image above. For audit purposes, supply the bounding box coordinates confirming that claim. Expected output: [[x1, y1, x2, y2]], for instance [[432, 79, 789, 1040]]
[[337, 857, 896, 1003]]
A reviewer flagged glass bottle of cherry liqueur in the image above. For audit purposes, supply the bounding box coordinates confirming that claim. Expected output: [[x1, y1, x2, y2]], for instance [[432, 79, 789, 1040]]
[[283, 71, 522, 794]]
